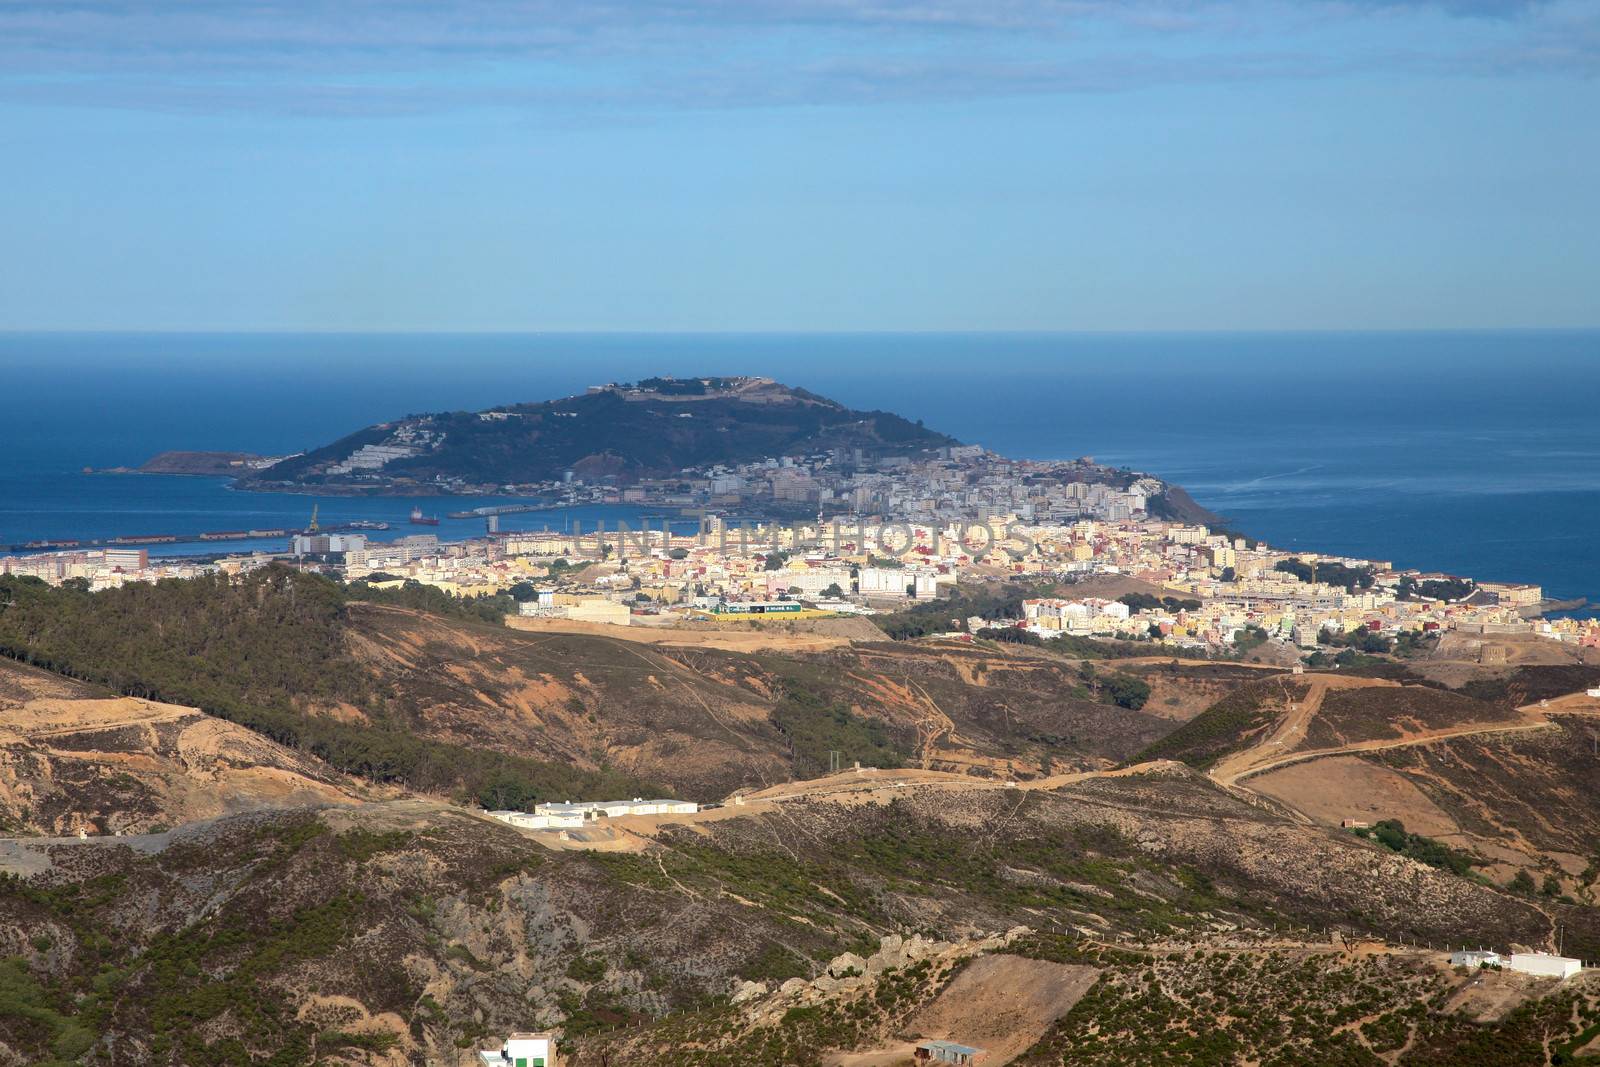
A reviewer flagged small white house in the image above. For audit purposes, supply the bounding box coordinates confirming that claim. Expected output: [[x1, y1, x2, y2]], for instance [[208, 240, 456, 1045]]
[[1508, 952, 1582, 979], [1450, 950, 1501, 968], [1587, 687, 1600, 698], [479, 1031, 555, 1067], [915, 1039, 989, 1064]]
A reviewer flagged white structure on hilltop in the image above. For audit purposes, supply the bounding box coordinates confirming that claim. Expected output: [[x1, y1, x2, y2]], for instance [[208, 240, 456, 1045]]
[[484, 798, 698, 832], [486, 811, 586, 831], [535, 798, 698, 820], [479, 1031, 555, 1066], [1507, 953, 1582, 979]]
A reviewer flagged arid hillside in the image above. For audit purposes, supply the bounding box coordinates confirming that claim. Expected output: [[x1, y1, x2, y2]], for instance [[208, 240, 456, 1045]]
[[0, 660, 358, 836], [336, 604, 1197, 798], [5, 762, 1597, 1066], [0, 569, 1236, 807], [10, 569, 1600, 1064], [1253, 710, 1600, 895]]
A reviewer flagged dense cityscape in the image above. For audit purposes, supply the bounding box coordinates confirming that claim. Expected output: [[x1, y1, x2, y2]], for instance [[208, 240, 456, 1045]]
[[5, 433, 1590, 658]]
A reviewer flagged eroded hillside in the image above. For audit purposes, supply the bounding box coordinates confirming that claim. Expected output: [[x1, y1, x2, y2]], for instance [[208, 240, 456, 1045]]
[[333, 604, 1195, 799], [0, 661, 358, 836], [9, 569, 1600, 1064], [4, 761, 1595, 1066]]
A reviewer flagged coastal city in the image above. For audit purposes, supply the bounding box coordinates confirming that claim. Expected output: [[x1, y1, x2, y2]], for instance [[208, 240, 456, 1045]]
[[4, 438, 1591, 658]]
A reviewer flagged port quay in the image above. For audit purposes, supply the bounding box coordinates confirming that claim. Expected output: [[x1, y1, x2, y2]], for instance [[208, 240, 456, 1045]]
[[3, 519, 395, 554]]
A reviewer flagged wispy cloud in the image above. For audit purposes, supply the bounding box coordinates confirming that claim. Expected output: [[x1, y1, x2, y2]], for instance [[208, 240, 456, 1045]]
[[0, 0, 1590, 117]]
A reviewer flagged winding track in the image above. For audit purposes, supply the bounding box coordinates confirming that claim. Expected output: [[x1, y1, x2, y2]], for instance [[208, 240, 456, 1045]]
[[582, 681, 1600, 847], [1211, 679, 1572, 787]]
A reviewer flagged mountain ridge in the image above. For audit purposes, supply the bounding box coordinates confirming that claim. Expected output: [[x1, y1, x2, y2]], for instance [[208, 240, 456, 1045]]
[[244, 376, 959, 492], [7, 568, 1600, 1063]]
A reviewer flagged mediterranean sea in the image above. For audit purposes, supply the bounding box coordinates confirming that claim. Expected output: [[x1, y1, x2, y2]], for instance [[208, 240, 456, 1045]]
[[2, 331, 1597, 606]]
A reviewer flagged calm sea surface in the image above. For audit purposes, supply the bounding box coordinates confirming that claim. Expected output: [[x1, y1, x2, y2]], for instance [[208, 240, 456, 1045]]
[[1, 332, 1596, 604]]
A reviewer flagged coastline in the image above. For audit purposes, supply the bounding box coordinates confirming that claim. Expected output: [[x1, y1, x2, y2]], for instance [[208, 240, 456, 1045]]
[[1527, 597, 1588, 616], [50, 462, 1590, 612]]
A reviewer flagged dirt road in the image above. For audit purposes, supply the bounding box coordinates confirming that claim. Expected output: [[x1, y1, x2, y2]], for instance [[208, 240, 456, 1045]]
[[1211, 680, 1574, 787], [503, 615, 852, 653], [1206, 678, 1336, 786]]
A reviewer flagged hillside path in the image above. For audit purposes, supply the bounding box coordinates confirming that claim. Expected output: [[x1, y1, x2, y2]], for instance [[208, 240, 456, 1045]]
[[1208, 678, 1335, 787], [1212, 683, 1582, 787]]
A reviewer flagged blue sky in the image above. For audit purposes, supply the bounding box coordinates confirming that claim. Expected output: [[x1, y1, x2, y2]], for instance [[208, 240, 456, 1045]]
[[0, 0, 1596, 331]]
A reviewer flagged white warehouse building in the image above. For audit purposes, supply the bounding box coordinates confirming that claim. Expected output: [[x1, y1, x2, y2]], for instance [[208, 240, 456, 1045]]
[[486, 811, 586, 831], [485, 798, 698, 831], [1508, 953, 1582, 979]]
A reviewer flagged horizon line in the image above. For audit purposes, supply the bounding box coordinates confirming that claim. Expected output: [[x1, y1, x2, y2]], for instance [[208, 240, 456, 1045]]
[[4, 326, 1599, 338]]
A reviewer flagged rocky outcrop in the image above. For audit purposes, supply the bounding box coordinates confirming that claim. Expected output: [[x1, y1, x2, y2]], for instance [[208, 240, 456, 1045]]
[[741, 929, 1026, 1026]]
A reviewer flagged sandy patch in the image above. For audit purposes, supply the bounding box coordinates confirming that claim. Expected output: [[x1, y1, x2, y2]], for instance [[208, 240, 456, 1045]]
[[504, 615, 851, 653], [834, 954, 1099, 1067], [1250, 755, 1461, 838]]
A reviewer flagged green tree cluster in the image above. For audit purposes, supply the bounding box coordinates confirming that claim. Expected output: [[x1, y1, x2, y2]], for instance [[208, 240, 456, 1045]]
[[1352, 820, 1482, 878], [0, 568, 655, 808], [1274, 558, 1376, 592]]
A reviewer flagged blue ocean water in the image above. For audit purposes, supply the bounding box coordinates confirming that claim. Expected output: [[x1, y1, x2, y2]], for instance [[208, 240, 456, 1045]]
[[1, 331, 1597, 604]]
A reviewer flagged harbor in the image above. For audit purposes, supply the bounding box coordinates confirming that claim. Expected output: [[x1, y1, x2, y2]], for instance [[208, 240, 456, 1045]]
[[0, 487, 699, 560], [5, 519, 390, 555]]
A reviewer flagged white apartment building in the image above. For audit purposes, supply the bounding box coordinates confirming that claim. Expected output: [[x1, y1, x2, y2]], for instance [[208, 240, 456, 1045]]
[[766, 567, 851, 597]]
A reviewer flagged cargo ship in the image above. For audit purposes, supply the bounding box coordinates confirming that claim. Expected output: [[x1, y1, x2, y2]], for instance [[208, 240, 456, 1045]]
[[409, 507, 440, 526]]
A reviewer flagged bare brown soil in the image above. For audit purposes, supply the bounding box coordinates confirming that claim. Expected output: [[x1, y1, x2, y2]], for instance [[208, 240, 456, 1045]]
[[1207, 674, 1556, 788], [833, 955, 1099, 1067], [1210, 675, 1600, 891], [351, 605, 1175, 801], [900, 954, 1100, 1063], [1055, 574, 1173, 601], [1250, 756, 1461, 838], [1431, 630, 1593, 668], [0, 660, 359, 835], [504, 614, 855, 653]]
